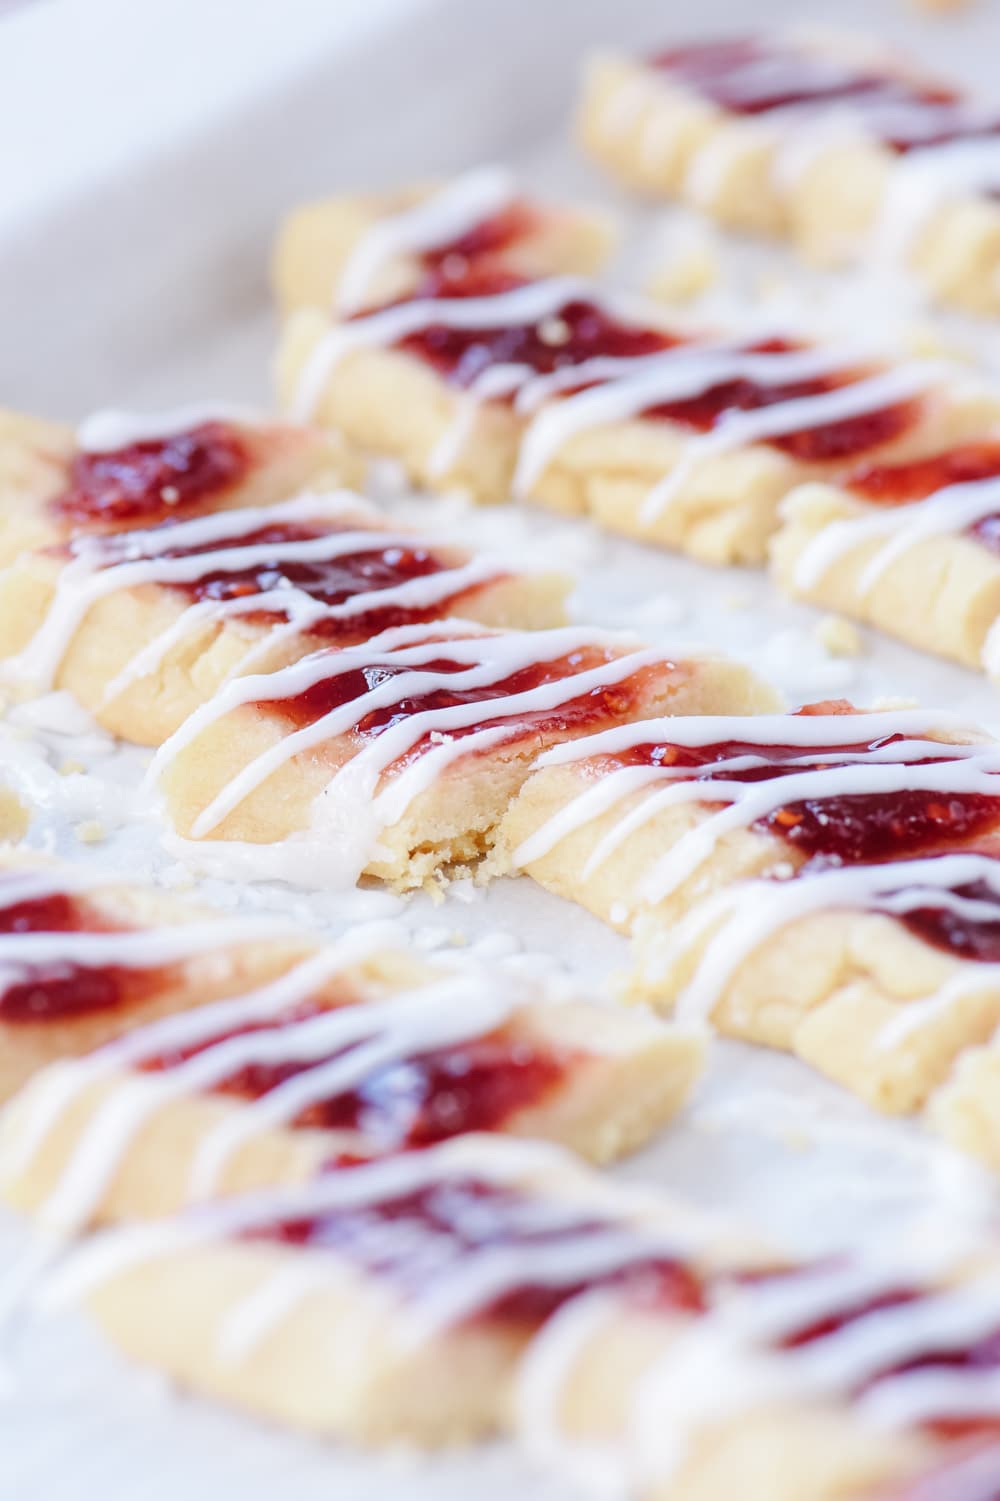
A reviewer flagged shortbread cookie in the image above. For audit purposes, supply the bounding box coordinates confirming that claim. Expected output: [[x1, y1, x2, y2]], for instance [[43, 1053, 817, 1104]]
[[927, 1026, 1000, 1169], [577, 33, 1000, 317], [273, 167, 615, 318], [37, 1135, 742, 1447], [0, 404, 355, 566], [0, 785, 28, 842], [0, 850, 309, 1103], [277, 270, 995, 561], [499, 704, 1000, 1113], [0, 947, 703, 1229], [0, 490, 569, 744], [772, 440, 1000, 676], [519, 1244, 1000, 1501], [150, 620, 776, 889]]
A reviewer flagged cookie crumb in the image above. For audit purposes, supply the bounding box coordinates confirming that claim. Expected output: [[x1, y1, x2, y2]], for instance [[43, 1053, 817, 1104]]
[[74, 819, 105, 844], [816, 614, 863, 658]]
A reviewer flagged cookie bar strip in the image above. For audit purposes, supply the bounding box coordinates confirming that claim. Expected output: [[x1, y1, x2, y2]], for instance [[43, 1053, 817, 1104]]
[[0, 489, 569, 744], [519, 1241, 1000, 1500], [0, 852, 311, 1103], [772, 442, 1000, 677], [577, 33, 1000, 316], [278, 264, 995, 563], [0, 931, 702, 1233], [0, 403, 354, 564], [500, 706, 1000, 1120], [273, 167, 615, 319], [148, 618, 774, 888], [34, 1134, 737, 1446]]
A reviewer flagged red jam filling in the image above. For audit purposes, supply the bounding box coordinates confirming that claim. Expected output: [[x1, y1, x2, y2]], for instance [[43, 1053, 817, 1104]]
[[398, 289, 917, 461], [644, 336, 918, 462], [650, 37, 956, 118], [648, 36, 1000, 154], [261, 646, 663, 770], [761, 1267, 1000, 1439], [598, 729, 1000, 867], [138, 1006, 573, 1148], [247, 1173, 705, 1326], [51, 422, 252, 531], [844, 441, 1000, 555], [0, 880, 165, 1024], [397, 287, 678, 389], [421, 200, 541, 274], [112, 519, 481, 639], [892, 877, 1000, 964]]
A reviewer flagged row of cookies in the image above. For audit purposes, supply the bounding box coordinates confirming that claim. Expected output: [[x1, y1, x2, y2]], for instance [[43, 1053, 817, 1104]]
[[271, 171, 1000, 682], [10, 396, 1000, 1159], [578, 28, 1000, 318], [1, 856, 1000, 1495]]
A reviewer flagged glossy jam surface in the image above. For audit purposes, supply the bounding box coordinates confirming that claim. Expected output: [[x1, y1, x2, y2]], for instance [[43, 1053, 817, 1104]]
[[139, 1008, 572, 1148], [263, 645, 666, 771], [250, 1172, 705, 1325], [0, 881, 162, 1024], [648, 36, 1000, 154], [599, 728, 1000, 867], [844, 441, 1000, 555], [761, 1266, 1000, 1439], [644, 336, 918, 461], [52, 423, 252, 530], [147, 520, 477, 636], [421, 200, 541, 274], [397, 287, 678, 390], [891, 878, 1000, 964]]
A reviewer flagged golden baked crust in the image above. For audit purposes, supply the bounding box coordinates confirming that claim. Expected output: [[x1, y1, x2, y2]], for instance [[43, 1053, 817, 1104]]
[[576, 38, 1000, 317], [0, 492, 570, 745], [497, 710, 1000, 1116], [0, 984, 703, 1225], [152, 631, 776, 891], [273, 178, 616, 318], [0, 849, 311, 1103]]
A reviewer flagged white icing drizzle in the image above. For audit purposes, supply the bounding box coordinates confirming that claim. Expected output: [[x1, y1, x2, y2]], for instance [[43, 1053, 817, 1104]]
[[789, 471, 1000, 601], [293, 251, 939, 520], [39, 1134, 701, 1356], [15, 940, 545, 1238], [868, 138, 1000, 274], [76, 404, 266, 454], [335, 166, 519, 315], [638, 361, 946, 524], [291, 275, 599, 422], [512, 342, 866, 499], [512, 709, 988, 888], [643, 859, 1000, 1055], [630, 1268, 1000, 1486], [4, 490, 511, 693], [146, 623, 667, 876]]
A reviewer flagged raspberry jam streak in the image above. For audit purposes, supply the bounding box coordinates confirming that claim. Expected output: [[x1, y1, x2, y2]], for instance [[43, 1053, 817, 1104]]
[[649, 36, 1000, 152], [601, 731, 1000, 866], [51, 423, 252, 530], [398, 294, 917, 461], [127, 520, 481, 637], [844, 442, 1000, 555], [644, 336, 918, 461], [0, 882, 162, 1024], [262, 647, 661, 769], [248, 1173, 705, 1326], [421, 200, 541, 273], [397, 290, 677, 389], [139, 1010, 572, 1148]]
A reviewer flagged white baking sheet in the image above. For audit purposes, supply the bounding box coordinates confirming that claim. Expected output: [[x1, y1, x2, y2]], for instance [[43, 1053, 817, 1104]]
[[4, 0, 1000, 1496]]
